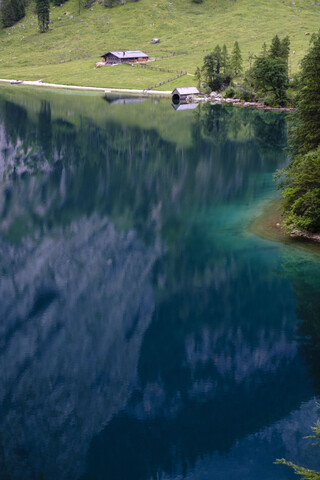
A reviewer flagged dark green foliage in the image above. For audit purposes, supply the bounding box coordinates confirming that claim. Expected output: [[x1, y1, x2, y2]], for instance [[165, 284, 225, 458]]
[[291, 32, 320, 155], [230, 41, 242, 75], [194, 66, 202, 88], [269, 34, 282, 57], [252, 56, 288, 105], [202, 45, 232, 91], [277, 31, 320, 233], [221, 44, 230, 74], [53, 0, 68, 6], [280, 147, 320, 232], [36, 0, 50, 32], [238, 87, 255, 102], [276, 419, 320, 479], [250, 35, 290, 106], [224, 86, 235, 98], [0, 0, 25, 28]]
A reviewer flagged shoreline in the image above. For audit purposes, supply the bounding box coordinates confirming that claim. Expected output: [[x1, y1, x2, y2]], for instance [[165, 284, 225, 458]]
[[187, 94, 296, 112], [251, 198, 320, 249], [0, 79, 295, 111], [0, 78, 172, 96]]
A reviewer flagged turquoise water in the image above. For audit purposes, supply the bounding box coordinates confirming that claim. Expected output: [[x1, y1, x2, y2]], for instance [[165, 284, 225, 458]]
[[0, 89, 319, 480]]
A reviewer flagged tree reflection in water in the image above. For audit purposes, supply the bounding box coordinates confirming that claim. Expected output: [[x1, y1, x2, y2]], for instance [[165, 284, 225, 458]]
[[0, 90, 318, 480]]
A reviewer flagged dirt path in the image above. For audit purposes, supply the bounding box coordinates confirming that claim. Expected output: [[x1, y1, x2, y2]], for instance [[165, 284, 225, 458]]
[[0, 78, 172, 95]]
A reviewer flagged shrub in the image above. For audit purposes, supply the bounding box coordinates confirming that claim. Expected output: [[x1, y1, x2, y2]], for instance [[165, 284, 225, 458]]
[[263, 93, 278, 107], [224, 86, 235, 98], [239, 88, 255, 102]]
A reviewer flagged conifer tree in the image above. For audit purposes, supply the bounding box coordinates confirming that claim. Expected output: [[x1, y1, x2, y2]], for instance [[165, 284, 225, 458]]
[[269, 34, 282, 58], [213, 45, 222, 73], [276, 419, 320, 479], [221, 44, 230, 74], [261, 42, 268, 57], [231, 41, 242, 75], [292, 32, 320, 154], [278, 32, 320, 233], [36, 0, 50, 33]]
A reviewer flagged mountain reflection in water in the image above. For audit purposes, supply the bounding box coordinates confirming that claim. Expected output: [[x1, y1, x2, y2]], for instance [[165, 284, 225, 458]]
[[0, 90, 319, 480]]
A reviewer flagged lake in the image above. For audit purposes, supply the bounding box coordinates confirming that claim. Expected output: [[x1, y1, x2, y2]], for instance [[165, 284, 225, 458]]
[[0, 88, 319, 480]]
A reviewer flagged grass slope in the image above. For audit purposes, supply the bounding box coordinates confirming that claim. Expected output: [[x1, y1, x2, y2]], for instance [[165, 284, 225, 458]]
[[0, 0, 319, 89]]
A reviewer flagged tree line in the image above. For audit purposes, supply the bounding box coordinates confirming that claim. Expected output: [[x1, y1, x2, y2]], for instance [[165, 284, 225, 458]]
[[197, 35, 291, 107], [278, 31, 320, 234], [197, 32, 320, 234]]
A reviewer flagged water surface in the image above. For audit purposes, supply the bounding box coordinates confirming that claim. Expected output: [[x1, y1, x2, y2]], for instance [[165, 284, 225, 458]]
[[0, 88, 319, 480]]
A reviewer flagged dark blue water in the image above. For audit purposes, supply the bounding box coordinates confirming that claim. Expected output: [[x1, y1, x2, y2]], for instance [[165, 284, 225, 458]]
[[0, 89, 319, 480]]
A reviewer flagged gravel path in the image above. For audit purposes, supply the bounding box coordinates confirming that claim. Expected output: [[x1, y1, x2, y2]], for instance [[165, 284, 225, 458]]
[[0, 78, 172, 95]]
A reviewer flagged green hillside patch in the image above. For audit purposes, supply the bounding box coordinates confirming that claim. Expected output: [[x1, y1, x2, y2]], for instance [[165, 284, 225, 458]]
[[1, 0, 320, 90]]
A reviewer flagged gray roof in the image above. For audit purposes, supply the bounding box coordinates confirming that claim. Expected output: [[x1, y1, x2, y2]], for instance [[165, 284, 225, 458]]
[[102, 51, 149, 59], [172, 87, 199, 95]]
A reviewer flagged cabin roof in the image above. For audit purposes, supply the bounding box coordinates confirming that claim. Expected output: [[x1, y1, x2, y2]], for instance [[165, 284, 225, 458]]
[[102, 51, 149, 59], [172, 87, 199, 95]]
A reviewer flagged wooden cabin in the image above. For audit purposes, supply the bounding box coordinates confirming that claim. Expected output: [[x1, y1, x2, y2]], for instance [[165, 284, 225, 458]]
[[101, 51, 149, 65], [172, 87, 199, 103]]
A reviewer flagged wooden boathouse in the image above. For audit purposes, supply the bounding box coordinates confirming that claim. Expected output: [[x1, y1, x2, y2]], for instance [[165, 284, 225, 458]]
[[172, 87, 199, 103]]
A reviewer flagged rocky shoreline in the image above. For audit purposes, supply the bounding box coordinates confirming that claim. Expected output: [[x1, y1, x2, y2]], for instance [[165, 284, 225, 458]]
[[186, 93, 296, 112], [290, 228, 320, 243]]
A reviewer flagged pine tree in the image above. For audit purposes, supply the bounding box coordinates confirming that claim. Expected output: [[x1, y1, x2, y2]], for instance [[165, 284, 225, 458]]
[[276, 418, 320, 479], [202, 46, 231, 91], [195, 66, 202, 89], [280, 36, 290, 61], [292, 32, 320, 154], [213, 45, 222, 74], [231, 41, 242, 76], [269, 34, 282, 58], [278, 32, 320, 233], [36, 0, 50, 33], [261, 42, 268, 57], [221, 44, 230, 74]]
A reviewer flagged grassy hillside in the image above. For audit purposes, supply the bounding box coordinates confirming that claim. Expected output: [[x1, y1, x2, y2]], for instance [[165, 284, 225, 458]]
[[0, 0, 319, 90]]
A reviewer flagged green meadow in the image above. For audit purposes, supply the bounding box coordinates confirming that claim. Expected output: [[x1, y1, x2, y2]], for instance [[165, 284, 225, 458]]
[[0, 0, 320, 90]]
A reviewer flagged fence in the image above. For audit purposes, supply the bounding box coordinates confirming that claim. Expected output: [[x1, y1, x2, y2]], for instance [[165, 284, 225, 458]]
[[146, 71, 187, 91]]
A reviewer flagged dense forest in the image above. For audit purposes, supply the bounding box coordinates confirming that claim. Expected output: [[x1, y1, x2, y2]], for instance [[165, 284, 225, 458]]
[[278, 32, 320, 234]]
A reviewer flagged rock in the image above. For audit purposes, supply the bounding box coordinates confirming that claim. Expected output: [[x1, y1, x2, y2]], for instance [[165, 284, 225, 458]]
[[305, 32, 310, 35], [58, 16, 61, 20], [210, 91, 217, 97], [151, 38, 160, 44], [200, 82, 206, 87]]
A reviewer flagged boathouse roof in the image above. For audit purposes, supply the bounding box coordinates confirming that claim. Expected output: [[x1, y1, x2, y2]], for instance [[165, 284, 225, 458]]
[[172, 87, 199, 96]]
